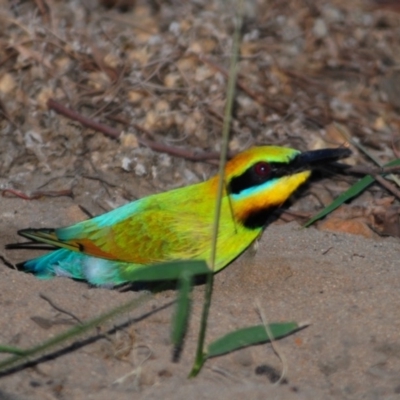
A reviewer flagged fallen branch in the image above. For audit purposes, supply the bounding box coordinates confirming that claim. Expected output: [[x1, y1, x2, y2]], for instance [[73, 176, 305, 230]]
[[47, 98, 222, 162], [2, 188, 73, 200]]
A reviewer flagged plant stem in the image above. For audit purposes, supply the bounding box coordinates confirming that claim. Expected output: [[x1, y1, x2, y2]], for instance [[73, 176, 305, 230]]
[[189, 0, 243, 377]]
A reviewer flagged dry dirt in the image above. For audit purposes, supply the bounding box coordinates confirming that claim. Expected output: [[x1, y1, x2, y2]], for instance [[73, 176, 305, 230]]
[[1, 194, 400, 400], [1, 0, 400, 399]]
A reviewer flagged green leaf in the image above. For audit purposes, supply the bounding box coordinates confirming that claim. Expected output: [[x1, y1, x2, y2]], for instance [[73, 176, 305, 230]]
[[304, 175, 374, 227], [304, 157, 400, 227], [171, 271, 193, 361], [207, 322, 299, 358], [122, 260, 210, 282]]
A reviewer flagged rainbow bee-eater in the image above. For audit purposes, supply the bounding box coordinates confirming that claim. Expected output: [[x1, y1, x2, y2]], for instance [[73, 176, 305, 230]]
[[16, 146, 350, 287]]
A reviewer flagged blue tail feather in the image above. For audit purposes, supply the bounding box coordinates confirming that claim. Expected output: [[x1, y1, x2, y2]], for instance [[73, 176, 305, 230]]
[[22, 249, 86, 280], [22, 249, 133, 287]]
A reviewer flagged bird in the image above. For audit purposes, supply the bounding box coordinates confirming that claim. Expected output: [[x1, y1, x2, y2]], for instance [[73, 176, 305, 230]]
[[16, 145, 351, 287]]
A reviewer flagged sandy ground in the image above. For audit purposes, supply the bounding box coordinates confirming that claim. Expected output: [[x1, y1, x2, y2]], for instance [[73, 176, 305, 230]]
[[0, 193, 400, 400], [1, 0, 400, 399]]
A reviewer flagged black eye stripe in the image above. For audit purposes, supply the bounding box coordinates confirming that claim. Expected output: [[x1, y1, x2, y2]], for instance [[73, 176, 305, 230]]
[[228, 162, 283, 195], [229, 158, 299, 194]]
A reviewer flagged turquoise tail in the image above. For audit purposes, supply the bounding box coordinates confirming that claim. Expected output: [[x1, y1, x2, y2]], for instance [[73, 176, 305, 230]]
[[23, 249, 87, 280], [22, 250, 128, 287]]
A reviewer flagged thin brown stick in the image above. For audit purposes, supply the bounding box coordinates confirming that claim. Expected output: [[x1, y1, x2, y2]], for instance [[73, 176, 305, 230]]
[[340, 164, 400, 176], [40, 293, 83, 325], [373, 174, 400, 200], [2, 188, 73, 200], [137, 138, 222, 163], [47, 98, 223, 162], [48, 98, 121, 139]]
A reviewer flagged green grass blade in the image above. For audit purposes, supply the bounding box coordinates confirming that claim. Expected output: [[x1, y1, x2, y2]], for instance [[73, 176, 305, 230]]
[[304, 175, 374, 227], [381, 157, 400, 170], [122, 260, 209, 282], [171, 271, 193, 361], [189, 0, 243, 378], [304, 157, 400, 227], [206, 322, 299, 358], [0, 345, 26, 355], [0, 261, 208, 372]]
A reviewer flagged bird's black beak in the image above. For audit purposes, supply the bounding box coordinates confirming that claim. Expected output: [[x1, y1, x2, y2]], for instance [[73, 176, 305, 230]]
[[289, 147, 351, 172]]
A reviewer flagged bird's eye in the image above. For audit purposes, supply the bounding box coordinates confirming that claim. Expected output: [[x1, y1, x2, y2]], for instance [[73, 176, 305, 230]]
[[253, 162, 270, 177]]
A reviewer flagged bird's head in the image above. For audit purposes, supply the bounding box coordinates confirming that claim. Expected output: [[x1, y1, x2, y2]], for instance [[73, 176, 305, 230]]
[[218, 146, 351, 229]]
